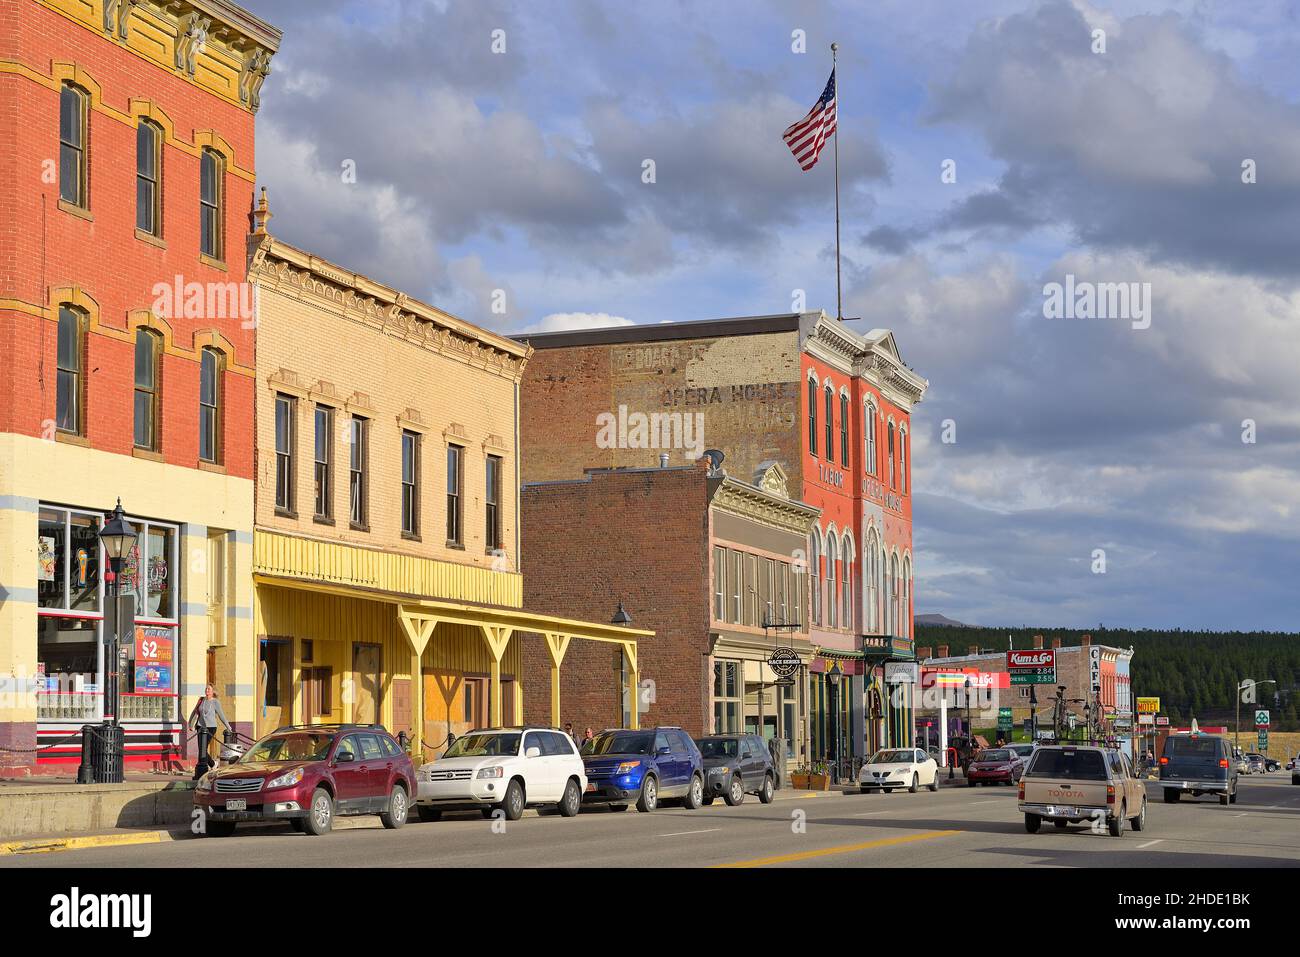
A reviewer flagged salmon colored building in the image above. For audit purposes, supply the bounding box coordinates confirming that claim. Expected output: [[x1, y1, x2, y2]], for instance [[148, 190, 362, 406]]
[[0, 0, 279, 772]]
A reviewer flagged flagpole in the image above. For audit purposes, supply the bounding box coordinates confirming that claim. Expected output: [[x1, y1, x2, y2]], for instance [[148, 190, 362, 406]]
[[831, 42, 842, 320]]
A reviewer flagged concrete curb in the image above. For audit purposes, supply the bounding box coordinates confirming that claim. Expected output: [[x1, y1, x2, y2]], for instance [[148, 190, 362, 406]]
[[0, 829, 188, 856]]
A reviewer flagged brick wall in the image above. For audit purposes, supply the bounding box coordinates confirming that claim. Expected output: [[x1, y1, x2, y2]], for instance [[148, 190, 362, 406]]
[[0, 0, 260, 479], [520, 465, 713, 735]]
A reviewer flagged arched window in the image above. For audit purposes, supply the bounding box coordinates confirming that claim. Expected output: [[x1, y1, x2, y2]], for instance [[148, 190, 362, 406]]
[[865, 402, 877, 476], [902, 556, 913, 638], [133, 328, 161, 451], [199, 347, 223, 464], [200, 148, 224, 260], [841, 536, 854, 631], [56, 305, 85, 435], [807, 377, 817, 456], [888, 421, 896, 489], [810, 529, 822, 625], [899, 427, 907, 494], [825, 530, 838, 629], [889, 553, 900, 637], [864, 529, 878, 632], [59, 83, 88, 208], [883, 550, 894, 636], [136, 119, 162, 236], [824, 385, 834, 464], [839, 393, 849, 465]]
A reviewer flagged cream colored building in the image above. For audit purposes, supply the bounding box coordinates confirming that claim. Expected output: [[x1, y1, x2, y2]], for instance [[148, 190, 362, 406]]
[[248, 212, 647, 750]]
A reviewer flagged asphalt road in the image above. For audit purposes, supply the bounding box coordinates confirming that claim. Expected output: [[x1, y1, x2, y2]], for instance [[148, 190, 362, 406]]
[[5, 774, 1299, 868]]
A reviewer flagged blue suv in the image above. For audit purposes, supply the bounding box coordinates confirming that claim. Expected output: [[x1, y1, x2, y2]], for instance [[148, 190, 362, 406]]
[[581, 727, 704, 812]]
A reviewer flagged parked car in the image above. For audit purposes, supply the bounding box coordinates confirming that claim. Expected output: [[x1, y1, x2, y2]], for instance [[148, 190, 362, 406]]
[[1263, 757, 1280, 773], [966, 747, 1026, 786], [859, 747, 940, 793], [1293, 761, 1300, 785], [194, 724, 415, 837], [1160, 733, 1238, 805], [1245, 753, 1267, 774], [1005, 742, 1037, 765], [694, 734, 775, 805], [581, 727, 704, 812], [1019, 744, 1146, 836], [414, 727, 585, 822]]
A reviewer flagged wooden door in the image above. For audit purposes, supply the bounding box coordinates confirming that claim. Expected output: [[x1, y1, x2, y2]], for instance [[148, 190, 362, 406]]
[[353, 643, 381, 725]]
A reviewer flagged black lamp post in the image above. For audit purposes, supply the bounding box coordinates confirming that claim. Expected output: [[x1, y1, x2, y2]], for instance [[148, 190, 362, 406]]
[[98, 499, 137, 781], [827, 663, 842, 782]]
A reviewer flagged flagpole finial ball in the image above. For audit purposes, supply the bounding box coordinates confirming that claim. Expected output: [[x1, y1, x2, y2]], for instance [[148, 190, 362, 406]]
[[831, 42, 839, 53]]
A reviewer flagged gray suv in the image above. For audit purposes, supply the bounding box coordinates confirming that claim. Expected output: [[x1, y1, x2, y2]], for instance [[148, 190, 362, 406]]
[[694, 734, 776, 806], [1160, 733, 1238, 805]]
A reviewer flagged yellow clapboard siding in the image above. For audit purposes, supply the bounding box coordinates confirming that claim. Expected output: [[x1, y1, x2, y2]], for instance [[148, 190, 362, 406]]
[[253, 530, 522, 608]]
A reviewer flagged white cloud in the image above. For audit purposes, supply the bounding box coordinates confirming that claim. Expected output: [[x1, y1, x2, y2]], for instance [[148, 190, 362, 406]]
[[523, 312, 633, 333]]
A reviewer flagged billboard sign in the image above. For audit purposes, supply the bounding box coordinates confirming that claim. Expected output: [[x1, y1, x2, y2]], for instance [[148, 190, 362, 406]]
[[1007, 649, 1056, 685], [1136, 697, 1161, 714]]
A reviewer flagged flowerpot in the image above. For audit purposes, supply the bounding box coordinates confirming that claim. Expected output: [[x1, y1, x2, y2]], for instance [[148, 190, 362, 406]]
[[790, 773, 811, 790], [809, 773, 831, 791]]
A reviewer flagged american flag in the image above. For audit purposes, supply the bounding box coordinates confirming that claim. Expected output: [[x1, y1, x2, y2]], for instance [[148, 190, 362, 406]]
[[783, 69, 837, 171]]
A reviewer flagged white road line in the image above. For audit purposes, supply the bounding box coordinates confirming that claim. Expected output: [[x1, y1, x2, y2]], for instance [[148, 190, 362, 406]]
[[1136, 839, 1162, 849], [1234, 812, 1248, 817], [853, 811, 887, 816], [659, 828, 719, 838], [969, 799, 1004, 805]]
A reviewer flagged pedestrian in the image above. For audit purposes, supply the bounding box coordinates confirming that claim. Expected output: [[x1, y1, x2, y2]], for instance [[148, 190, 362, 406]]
[[563, 721, 577, 744], [581, 726, 595, 750], [188, 684, 231, 780]]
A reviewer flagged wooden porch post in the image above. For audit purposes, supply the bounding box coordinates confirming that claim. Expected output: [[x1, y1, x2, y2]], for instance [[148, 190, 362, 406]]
[[543, 632, 572, 728], [397, 609, 437, 755], [479, 625, 513, 727], [624, 642, 640, 730]]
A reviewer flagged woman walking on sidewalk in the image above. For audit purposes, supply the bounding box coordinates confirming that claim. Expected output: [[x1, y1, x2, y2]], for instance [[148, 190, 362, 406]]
[[189, 685, 231, 780]]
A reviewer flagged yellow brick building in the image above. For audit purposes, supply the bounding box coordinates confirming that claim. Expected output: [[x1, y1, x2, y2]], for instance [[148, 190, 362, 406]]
[[247, 214, 646, 752]]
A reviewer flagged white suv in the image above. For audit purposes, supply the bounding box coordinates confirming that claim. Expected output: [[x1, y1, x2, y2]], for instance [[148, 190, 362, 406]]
[[415, 728, 586, 821]]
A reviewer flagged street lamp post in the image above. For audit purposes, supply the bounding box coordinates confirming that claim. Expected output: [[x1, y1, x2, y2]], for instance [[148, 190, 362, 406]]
[[1235, 678, 1276, 749], [828, 664, 842, 783], [97, 499, 138, 783]]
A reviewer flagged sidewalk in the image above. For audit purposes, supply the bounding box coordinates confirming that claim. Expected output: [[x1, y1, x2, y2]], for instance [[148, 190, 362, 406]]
[[0, 773, 195, 842]]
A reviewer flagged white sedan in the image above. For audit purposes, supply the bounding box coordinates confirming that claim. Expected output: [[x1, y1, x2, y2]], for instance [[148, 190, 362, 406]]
[[859, 747, 941, 793]]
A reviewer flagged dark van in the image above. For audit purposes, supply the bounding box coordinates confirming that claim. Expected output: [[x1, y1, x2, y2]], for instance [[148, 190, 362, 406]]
[[1159, 733, 1238, 805]]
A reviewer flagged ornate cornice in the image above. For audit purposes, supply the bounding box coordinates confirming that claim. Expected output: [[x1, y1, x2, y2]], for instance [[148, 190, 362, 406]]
[[250, 237, 532, 382], [710, 475, 821, 537], [37, 0, 280, 113]]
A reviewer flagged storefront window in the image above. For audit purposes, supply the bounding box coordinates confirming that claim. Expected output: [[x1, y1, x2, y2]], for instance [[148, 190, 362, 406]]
[[36, 616, 99, 720], [713, 660, 741, 733], [69, 512, 100, 612], [37, 509, 66, 608], [143, 525, 174, 619]]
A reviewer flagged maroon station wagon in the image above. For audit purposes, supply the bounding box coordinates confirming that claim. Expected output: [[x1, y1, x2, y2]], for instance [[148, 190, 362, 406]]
[[195, 724, 415, 837]]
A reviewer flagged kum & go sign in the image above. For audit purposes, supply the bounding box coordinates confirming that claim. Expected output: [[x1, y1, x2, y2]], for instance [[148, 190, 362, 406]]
[[1007, 649, 1056, 685]]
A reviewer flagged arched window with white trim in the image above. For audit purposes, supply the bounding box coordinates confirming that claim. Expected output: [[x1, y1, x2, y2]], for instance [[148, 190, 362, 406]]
[[899, 427, 908, 494], [807, 376, 818, 456], [824, 385, 834, 464], [902, 555, 913, 638], [825, 530, 838, 629], [865, 401, 877, 476], [889, 553, 900, 637], [841, 536, 854, 631], [810, 528, 822, 625], [864, 528, 878, 632]]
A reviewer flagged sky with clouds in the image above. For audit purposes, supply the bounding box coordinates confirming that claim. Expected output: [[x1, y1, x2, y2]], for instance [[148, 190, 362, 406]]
[[241, 0, 1300, 631]]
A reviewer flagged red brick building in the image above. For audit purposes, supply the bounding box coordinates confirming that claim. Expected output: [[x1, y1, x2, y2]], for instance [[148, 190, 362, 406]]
[[521, 459, 820, 771], [515, 311, 928, 759], [0, 0, 278, 771]]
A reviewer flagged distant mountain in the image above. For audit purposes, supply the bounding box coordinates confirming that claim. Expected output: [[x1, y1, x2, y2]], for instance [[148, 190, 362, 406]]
[[915, 613, 974, 628]]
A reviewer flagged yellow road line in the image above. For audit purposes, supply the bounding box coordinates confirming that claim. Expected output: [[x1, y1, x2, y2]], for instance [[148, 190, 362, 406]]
[[712, 829, 960, 868]]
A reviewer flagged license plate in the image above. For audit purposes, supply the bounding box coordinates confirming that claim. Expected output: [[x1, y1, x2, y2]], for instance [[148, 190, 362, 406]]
[[585, 783, 596, 792], [1046, 805, 1076, 816], [225, 799, 247, 812]]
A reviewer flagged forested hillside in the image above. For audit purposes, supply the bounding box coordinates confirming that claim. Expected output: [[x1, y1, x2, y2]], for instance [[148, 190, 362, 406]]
[[914, 626, 1300, 731]]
